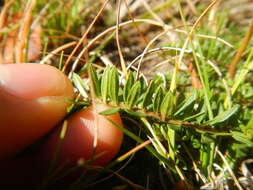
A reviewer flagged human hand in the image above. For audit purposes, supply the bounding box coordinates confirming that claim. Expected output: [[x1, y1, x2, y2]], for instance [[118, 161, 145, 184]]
[[0, 63, 123, 188], [0, 63, 75, 160]]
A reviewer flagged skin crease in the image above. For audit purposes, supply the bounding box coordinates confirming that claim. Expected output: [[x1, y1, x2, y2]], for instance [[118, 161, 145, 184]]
[[0, 63, 75, 160]]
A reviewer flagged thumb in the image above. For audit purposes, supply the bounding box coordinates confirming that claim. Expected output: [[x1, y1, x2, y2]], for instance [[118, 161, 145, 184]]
[[0, 63, 75, 160]]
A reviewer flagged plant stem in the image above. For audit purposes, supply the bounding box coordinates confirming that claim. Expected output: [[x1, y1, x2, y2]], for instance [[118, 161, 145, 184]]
[[228, 20, 253, 79]]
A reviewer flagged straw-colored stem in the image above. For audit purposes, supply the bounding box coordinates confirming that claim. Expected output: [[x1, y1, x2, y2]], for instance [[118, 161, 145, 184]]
[[228, 20, 253, 79]]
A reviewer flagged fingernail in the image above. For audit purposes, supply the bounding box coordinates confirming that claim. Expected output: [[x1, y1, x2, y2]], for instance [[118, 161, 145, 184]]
[[0, 63, 69, 99]]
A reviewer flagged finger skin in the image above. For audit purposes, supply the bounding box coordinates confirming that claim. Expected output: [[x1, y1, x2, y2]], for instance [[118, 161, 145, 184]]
[[41, 104, 124, 169], [0, 104, 123, 187], [0, 63, 75, 160]]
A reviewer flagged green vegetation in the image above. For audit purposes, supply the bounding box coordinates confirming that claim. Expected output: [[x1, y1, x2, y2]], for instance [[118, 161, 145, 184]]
[[1, 0, 253, 189]]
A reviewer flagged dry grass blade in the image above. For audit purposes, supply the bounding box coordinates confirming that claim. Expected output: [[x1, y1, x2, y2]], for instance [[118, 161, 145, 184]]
[[182, 142, 207, 184], [188, 62, 202, 89], [185, 0, 197, 15], [116, 0, 127, 77], [31, 3, 50, 29], [136, 30, 167, 80], [170, 0, 220, 92], [0, 0, 16, 64], [117, 139, 152, 162], [141, 0, 164, 25], [40, 41, 77, 65], [63, 0, 110, 72], [216, 149, 244, 190], [228, 20, 253, 79], [88, 165, 151, 190], [16, 0, 36, 63], [0, 0, 16, 29], [111, 170, 150, 190], [123, 0, 149, 48], [0, 1, 252, 189], [68, 18, 232, 75]]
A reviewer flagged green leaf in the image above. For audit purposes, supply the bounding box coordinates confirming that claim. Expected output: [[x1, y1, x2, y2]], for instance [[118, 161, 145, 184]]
[[183, 111, 205, 121], [241, 118, 253, 138], [174, 89, 197, 116], [246, 118, 253, 129], [123, 71, 134, 103], [88, 64, 101, 97], [99, 107, 121, 115], [153, 86, 164, 113], [160, 91, 175, 119], [142, 80, 156, 108], [101, 66, 110, 103], [126, 81, 141, 107], [109, 66, 119, 104], [206, 105, 240, 125], [72, 73, 88, 98], [232, 131, 253, 146], [139, 76, 147, 92], [107, 118, 174, 172], [78, 63, 89, 75], [153, 74, 165, 87], [200, 134, 216, 144], [123, 109, 147, 117]]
